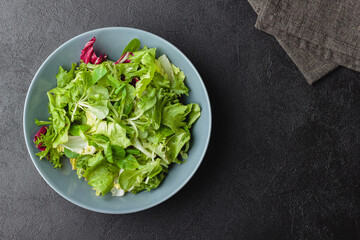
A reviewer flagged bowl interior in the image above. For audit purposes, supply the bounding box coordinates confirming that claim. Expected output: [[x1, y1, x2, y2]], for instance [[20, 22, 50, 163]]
[[24, 27, 211, 214]]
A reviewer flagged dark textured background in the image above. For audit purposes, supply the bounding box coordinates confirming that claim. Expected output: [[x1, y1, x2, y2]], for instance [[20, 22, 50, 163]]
[[1, 0, 360, 239]]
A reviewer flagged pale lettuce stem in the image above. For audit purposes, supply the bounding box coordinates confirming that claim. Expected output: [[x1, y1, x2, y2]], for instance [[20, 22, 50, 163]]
[[71, 104, 78, 122], [151, 149, 155, 161], [133, 138, 152, 159], [71, 92, 89, 121], [128, 120, 138, 138], [128, 111, 144, 121], [78, 102, 91, 108], [79, 131, 87, 142]]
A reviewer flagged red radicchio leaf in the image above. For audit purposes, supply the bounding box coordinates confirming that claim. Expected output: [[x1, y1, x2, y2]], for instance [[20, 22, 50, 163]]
[[130, 77, 139, 87], [80, 37, 107, 64], [115, 52, 133, 64], [34, 126, 48, 151]]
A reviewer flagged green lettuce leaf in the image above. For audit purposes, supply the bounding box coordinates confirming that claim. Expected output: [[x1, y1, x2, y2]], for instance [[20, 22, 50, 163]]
[[85, 104, 109, 120], [61, 136, 87, 154], [119, 169, 146, 191], [116, 154, 139, 170], [170, 64, 189, 96], [69, 124, 90, 136], [131, 48, 156, 97], [186, 103, 201, 128], [165, 129, 190, 162], [95, 121, 131, 148], [121, 38, 141, 55], [119, 159, 162, 191], [86, 163, 119, 195], [64, 148, 80, 158], [131, 172, 166, 194], [112, 145, 126, 160], [56, 63, 77, 88], [87, 63, 108, 85], [162, 103, 189, 132]]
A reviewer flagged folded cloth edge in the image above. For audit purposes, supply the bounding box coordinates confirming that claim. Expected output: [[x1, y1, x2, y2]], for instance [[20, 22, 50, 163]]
[[277, 38, 339, 84], [248, 0, 339, 84]]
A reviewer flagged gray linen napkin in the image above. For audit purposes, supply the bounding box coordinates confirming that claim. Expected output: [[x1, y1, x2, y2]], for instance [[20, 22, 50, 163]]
[[249, 0, 360, 84]]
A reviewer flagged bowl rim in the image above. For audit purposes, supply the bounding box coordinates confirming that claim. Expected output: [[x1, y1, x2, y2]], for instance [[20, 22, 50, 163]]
[[23, 27, 212, 214]]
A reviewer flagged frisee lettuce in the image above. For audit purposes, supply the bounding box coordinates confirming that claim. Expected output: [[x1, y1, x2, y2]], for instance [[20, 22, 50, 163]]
[[34, 38, 201, 196]]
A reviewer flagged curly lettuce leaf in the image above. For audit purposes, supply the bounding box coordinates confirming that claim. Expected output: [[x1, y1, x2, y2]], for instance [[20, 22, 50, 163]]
[[130, 47, 156, 97], [56, 63, 77, 88], [119, 159, 162, 190], [162, 103, 190, 133]]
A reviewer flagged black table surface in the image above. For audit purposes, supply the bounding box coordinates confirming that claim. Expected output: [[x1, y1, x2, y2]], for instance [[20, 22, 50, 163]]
[[2, 1, 360, 239]]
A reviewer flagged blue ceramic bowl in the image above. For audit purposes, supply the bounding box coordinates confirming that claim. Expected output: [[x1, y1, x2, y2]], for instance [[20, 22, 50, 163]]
[[23, 27, 211, 214]]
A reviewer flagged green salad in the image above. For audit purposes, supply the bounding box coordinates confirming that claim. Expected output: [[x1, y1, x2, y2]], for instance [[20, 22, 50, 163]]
[[34, 37, 201, 196]]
